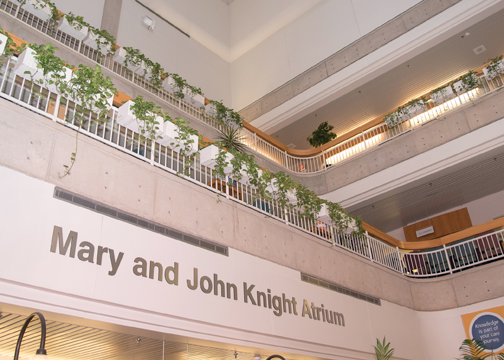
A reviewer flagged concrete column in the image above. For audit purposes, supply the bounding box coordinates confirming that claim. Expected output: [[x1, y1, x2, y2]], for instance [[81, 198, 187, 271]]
[[101, 0, 122, 39]]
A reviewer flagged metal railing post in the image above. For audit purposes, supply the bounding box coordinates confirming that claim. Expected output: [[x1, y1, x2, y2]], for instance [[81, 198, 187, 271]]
[[396, 246, 404, 274], [443, 244, 453, 274], [284, 150, 288, 168], [362, 131, 367, 150], [254, 133, 257, 151], [366, 234, 373, 261], [52, 94, 61, 121]]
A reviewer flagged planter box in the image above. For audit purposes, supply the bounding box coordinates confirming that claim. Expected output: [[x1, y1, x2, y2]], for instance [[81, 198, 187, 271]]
[[23, 0, 52, 21], [117, 100, 165, 135], [199, 144, 234, 173], [266, 179, 297, 204], [162, 120, 198, 155], [453, 73, 479, 94], [162, 77, 175, 93], [184, 91, 205, 108], [58, 17, 88, 41], [317, 204, 358, 234], [205, 103, 216, 117], [0, 33, 8, 57], [431, 85, 456, 106], [483, 59, 504, 81], [399, 100, 427, 121], [82, 31, 113, 53], [113, 47, 141, 73]]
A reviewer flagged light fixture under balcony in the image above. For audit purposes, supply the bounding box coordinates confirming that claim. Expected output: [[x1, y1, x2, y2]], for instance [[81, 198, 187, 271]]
[[13, 312, 50, 360]]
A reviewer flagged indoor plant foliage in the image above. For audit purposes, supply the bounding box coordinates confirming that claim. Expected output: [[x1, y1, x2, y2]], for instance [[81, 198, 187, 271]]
[[123, 47, 142, 69], [208, 100, 243, 129], [57, 64, 118, 178], [307, 121, 337, 148], [325, 201, 363, 235], [171, 117, 200, 174], [269, 171, 299, 209], [21, 42, 69, 89], [458, 338, 504, 360], [484, 55, 504, 81], [63, 12, 89, 31], [216, 127, 247, 154], [89, 27, 116, 55], [129, 95, 165, 144], [373, 337, 394, 360], [452, 70, 479, 94], [0, 29, 18, 58], [170, 73, 203, 101]]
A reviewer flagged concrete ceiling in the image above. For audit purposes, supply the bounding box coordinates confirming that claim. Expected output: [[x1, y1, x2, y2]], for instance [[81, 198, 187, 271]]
[[270, 6, 504, 149]]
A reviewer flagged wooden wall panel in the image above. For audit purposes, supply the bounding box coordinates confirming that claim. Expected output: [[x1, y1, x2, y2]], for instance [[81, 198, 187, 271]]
[[403, 208, 472, 242]]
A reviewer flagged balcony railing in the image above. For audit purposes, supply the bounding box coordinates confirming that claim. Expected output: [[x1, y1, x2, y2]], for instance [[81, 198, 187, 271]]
[[1, 54, 503, 279], [3, 0, 504, 176]]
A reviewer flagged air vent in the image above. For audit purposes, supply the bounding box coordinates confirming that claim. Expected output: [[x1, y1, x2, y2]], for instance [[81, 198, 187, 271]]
[[301, 273, 381, 306], [53, 188, 228, 256], [473, 45, 486, 55]]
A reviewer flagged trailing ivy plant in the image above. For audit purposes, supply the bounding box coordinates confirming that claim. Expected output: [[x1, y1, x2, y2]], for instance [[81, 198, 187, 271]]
[[384, 112, 401, 129], [484, 55, 504, 81], [19, 42, 70, 94], [307, 121, 337, 148], [171, 117, 200, 175], [452, 70, 479, 94], [57, 64, 118, 178], [147, 60, 164, 89], [325, 201, 362, 235], [271, 171, 299, 210], [0, 29, 17, 59], [294, 185, 323, 220], [64, 12, 89, 31], [89, 27, 116, 55], [169, 73, 203, 101], [208, 100, 243, 129], [29, 0, 59, 22], [128, 95, 165, 144], [123, 47, 142, 68]]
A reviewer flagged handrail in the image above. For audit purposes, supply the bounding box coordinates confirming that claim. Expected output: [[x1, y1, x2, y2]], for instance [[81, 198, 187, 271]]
[[365, 218, 504, 250], [1, 54, 503, 279], [3, 1, 504, 176]]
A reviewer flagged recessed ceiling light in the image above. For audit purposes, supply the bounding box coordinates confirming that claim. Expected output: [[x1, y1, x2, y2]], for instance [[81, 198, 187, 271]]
[[473, 45, 486, 55]]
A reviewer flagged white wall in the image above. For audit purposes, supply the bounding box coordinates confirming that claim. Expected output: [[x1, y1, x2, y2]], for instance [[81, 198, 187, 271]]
[[116, 0, 232, 105], [51, 0, 105, 28], [230, 0, 422, 110]]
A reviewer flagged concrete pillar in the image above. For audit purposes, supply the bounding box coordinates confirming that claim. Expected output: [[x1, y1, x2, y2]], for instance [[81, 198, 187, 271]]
[[101, 0, 122, 39]]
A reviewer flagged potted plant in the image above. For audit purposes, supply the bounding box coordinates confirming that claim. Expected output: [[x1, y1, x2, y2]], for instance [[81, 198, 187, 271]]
[[166, 73, 204, 107], [452, 71, 479, 95], [83, 28, 116, 55], [430, 84, 456, 106], [400, 98, 427, 120], [307, 122, 337, 147], [200, 144, 234, 174], [206, 100, 243, 129], [384, 112, 401, 129], [458, 338, 504, 359], [114, 46, 142, 72], [374, 337, 394, 360], [22, 0, 53, 22], [13, 43, 72, 93], [117, 97, 165, 143], [483, 55, 504, 81], [162, 118, 199, 155], [58, 12, 88, 41]]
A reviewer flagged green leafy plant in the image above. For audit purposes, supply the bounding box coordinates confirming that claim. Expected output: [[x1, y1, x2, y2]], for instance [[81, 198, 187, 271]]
[[458, 339, 504, 360], [216, 127, 247, 153], [384, 112, 401, 129], [64, 12, 89, 31], [147, 60, 164, 89], [123, 47, 142, 68], [208, 100, 243, 129], [0, 29, 17, 58], [57, 64, 118, 178], [128, 95, 166, 144], [24, 42, 68, 90], [169, 73, 203, 101], [325, 201, 363, 236], [373, 337, 394, 360], [171, 117, 200, 174], [485, 55, 504, 81], [307, 122, 337, 148], [89, 27, 116, 55], [452, 70, 479, 94]]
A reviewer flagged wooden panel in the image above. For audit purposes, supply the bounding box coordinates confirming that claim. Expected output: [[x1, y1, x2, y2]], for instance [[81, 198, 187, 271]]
[[403, 208, 472, 242]]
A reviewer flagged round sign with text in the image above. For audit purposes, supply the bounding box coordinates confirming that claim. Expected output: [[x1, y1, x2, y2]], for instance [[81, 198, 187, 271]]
[[469, 312, 504, 352]]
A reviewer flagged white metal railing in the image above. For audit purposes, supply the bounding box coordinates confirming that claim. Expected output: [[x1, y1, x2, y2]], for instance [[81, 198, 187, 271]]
[[3, 0, 504, 176], [1, 55, 503, 279]]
